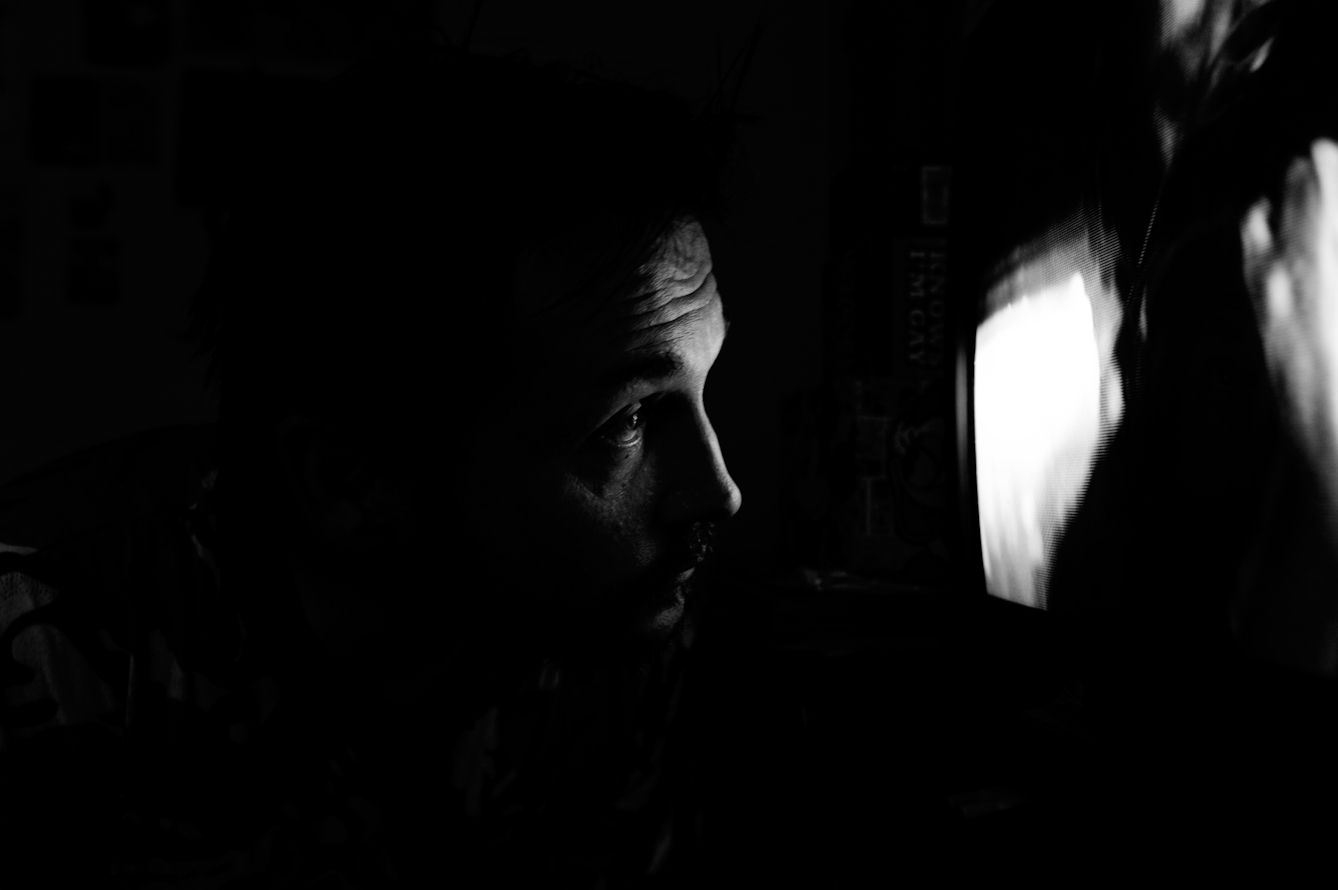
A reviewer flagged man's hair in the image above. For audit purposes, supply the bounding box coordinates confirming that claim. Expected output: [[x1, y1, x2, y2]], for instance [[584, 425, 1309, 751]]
[[186, 40, 738, 470], [179, 42, 742, 650]]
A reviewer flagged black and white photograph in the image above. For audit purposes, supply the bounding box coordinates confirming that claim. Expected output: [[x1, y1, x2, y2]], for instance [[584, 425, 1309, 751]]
[[2, 0, 1337, 885]]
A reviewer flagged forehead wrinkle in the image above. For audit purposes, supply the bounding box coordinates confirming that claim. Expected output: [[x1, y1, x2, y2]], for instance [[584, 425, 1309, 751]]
[[605, 294, 726, 364], [597, 298, 710, 347], [647, 224, 711, 285], [606, 218, 713, 305], [601, 271, 718, 333], [608, 325, 695, 361]]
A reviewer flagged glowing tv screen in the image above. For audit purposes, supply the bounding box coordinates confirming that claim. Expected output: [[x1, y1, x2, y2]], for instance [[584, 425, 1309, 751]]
[[972, 219, 1124, 609]]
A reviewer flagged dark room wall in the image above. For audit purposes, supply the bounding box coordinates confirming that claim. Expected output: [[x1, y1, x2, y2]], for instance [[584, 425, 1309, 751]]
[[442, 0, 841, 566], [0, 1, 221, 488], [0, 0, 847, 570]]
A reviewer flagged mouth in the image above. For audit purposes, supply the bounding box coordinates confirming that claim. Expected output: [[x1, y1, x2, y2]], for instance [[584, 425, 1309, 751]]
[[639, 566, 695, 621]]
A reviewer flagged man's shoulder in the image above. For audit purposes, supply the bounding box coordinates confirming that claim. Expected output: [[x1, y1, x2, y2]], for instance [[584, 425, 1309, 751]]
[[0, 423, 217, 553], [0, 423, 236, 749]]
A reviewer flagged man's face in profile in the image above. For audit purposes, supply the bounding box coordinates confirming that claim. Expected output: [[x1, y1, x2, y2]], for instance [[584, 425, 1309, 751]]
[[459, 217, 742, 675]]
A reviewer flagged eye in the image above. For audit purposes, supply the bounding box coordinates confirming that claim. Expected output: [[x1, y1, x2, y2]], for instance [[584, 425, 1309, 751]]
[[600, 403, 650, 449]]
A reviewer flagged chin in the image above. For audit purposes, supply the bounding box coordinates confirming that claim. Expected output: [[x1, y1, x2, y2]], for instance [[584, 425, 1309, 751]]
[[645, 597, 685, 636], [545, 579, 688, 679], [639, 576, 687, 630]]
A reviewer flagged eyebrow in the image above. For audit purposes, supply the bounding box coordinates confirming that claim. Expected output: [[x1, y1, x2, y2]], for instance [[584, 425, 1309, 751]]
[[597, 352, 687, 393], [595, 317, 730, 394]]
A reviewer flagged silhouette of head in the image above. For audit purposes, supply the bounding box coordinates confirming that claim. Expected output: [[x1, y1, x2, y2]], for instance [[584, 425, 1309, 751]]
[[191, 44, 743, 678]]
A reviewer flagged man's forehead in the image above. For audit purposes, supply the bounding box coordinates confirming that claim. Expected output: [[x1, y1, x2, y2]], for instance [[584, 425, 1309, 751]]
[[512, 217, 710, 315], [507, 235, 724, 409], [631, 220, 712, 307], [599, 281, 724, 381], [516, 218, 717, 345], [587, 223, 719, 374]]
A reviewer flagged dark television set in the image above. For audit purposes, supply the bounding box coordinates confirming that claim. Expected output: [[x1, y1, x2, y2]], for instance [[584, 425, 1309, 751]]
[[938, 0, 1338, 862], [875, 7, 1338, 872], [951, 0, 1338, 681]]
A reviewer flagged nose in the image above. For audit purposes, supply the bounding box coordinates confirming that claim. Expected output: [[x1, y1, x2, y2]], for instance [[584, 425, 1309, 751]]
[[657, 406, 743, 527]]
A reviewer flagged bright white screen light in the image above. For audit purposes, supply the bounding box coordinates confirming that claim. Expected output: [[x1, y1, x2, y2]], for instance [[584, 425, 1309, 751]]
[[976, 272, 1103, 608]]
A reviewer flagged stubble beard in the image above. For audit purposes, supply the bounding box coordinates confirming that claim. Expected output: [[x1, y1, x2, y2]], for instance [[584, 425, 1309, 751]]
[[529, 571, 695, 687]]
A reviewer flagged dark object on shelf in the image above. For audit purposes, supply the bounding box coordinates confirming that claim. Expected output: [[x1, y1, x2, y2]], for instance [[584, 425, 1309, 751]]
[[30, 76, 98, 166], [65, 237, 120, 306], [175, 69, 317, 208], [82, 0, 172, 68], [29, 76, 163, 167], [67, 183, 116, 229]]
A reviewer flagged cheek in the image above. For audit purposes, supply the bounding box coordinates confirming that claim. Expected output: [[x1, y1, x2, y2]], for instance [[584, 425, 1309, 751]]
[[555, 465, 658, 567], [467, 429, 665, 588]]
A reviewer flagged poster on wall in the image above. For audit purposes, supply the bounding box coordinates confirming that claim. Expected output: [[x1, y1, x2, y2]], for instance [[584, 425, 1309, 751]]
[[816, 227, 953, 588]]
